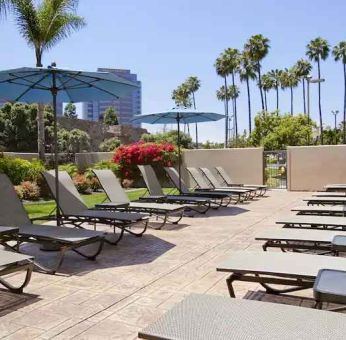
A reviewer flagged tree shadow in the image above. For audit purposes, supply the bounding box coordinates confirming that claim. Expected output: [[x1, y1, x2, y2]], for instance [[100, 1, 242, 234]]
[[0, 289, 40, 316], [206, 206, 250, 217]]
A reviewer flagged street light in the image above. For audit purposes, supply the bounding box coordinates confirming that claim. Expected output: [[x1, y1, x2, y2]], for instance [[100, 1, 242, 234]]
[[332, 110, 339, 145], [305, 75, 325, 144]]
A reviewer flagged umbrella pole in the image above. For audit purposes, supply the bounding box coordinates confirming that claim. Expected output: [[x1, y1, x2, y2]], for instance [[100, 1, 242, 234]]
[[195, 123, 198, 148], [51, 72, 60, 225], [177, 115, 182, 193]]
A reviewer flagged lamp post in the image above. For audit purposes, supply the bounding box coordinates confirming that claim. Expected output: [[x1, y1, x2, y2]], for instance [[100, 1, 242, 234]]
[[305, 75, 325, 144], [332, 110, 339, 145]]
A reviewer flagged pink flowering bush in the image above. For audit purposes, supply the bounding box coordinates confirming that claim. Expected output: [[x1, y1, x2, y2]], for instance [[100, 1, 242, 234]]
[[112, 141, 178, 181]]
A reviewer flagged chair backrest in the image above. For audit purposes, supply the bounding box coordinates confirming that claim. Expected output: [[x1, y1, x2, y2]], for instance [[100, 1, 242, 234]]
[[42, 170, 87, 215], [0, 174, 31, 226], [186, 167, 212, 189], [93, 169, 129, 204], [215, 166, 233, 185], [199, 168, 222, 188], [137, 165, 164, 196], [164, 167, 190, 194]]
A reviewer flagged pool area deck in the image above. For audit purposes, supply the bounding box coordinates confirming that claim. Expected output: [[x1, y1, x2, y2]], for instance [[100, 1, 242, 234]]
[[0, 190, 329, 339]]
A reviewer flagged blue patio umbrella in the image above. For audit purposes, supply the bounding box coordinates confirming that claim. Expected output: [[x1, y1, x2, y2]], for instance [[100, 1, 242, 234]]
[[0, 65, 139, 223], [131, 107, 225, 191]]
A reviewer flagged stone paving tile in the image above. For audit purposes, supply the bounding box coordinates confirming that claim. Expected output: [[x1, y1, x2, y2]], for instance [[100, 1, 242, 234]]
[[0, 190, 329, 339]]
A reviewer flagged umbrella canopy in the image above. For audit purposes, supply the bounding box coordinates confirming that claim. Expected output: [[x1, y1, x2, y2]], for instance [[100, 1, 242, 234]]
[[132, 108, 225, 191], [0, 65, 139, 224]]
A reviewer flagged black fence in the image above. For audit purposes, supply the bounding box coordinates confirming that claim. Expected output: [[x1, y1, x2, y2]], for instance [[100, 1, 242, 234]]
[[263, 150, 287, 189]]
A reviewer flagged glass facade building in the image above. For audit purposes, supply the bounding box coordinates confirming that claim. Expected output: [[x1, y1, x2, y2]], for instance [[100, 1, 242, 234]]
[[81, 68, 141, 127]]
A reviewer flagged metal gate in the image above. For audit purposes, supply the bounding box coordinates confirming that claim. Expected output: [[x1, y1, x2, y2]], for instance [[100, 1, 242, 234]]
[[263, 150, 287, 189]]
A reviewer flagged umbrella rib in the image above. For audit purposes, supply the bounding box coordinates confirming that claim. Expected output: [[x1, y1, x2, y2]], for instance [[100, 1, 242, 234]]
[[14, 73, 51, 102], [0, 72, 51, 90]]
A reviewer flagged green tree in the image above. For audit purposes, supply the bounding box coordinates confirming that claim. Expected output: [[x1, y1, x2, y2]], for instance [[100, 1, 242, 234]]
[[244, 34, 270, 110], [294, 59, 312, 114], [261, 73, 274, 111], [332, 41, 346, 143], [172, 84, 192, 108], [306, 37, 330, 144], [250, 111, 315, 150], [63, 102, 77, 119], [103, 106, 118, 125], [12, 0, 86, 160], [98, 137, 121, 152], [267, 69, 282, 111], [58, 128, 90, 154], [280, 68, 299, 115], [141, 130, 192, 149], [239, 51, 257, 133]]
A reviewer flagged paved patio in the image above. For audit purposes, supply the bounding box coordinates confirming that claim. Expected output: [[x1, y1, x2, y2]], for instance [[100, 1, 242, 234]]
[[0, 190, 327, 339]]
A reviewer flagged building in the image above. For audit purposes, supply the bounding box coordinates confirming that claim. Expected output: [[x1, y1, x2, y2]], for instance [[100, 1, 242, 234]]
[[81, 68, 141, 127]]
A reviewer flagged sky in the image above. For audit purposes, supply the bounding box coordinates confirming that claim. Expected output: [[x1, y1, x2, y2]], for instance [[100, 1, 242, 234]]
[[0, 0, 345, 142]]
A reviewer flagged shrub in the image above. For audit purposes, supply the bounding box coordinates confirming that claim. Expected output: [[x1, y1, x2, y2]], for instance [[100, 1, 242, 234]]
[[141, 130, 192, 149], [15, 181, 40, 201], [59, 163, 79, 177], [112, 142, 177, 181], [98, 137, 121, 152], [72, 174, 90, 194], [0, 154, 46, 185]]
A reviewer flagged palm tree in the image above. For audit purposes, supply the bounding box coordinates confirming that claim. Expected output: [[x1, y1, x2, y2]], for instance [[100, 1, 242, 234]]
[[223, 48, 240, 138], [306, 37, 330, 144], [261, 73, 274, 111], [280, 68, 299, 115], [239, 51, 257, 133], [12, 0, 86, 160], [215, 53, 232, 147], [267, 69, 282, 112], [185, 76, 201, 147], [333, 41, 346, 143], [294, 59, 312, 114], [228, 84, 240, 138], [0, 0, 11, 17], [244, 34, 270, 110], [216, 85, 233, 145], [172, 84, 192, 108]]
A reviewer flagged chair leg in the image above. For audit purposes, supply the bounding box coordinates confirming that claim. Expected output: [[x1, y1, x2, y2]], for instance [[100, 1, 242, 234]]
[[72, 238, 105, 260], [0, 263, 33, 293]]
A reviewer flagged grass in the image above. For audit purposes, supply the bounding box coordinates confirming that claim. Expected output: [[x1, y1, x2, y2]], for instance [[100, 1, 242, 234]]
[[25, 187, 178, 220]]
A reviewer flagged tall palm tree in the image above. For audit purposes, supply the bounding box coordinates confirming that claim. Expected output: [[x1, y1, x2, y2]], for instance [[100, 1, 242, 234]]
[[244, 34, 270, 110], [280, 68, 299, 115], [185, 76, 201, 147], [228, 84, 240, 138], [223, 48, 240, 138], [239, 51, 257, 133], [306, 37, 330, 144], [294, 59, 312, 114], [12, 0, 86, 160], [261, 73, 274, 111], [333, 41, 346, 143], [267, 69, 282, 112], [216, 85, 233, 145], [215, 53, 232, 147]]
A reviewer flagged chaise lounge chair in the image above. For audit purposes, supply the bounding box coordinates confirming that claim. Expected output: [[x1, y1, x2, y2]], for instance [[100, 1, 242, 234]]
[[303, 197, 346, 205], [325, 184, 346, 192], [137, 165, 215, 213], [216, 251, 346, 299], [186, 167, 251, 203], [276, 215, 346, 230], [163, 166, 233, 206], [43, 170, 149, 245], [138, 294, 346, 340], [0, 174, 105, 274], [0, 251, 33, 294], [199, 167, 258, 198], [92, 169, 185, 229], [292, 205, 346, 216], [312, 192, 346, 197], [215, 165, 267, 196]]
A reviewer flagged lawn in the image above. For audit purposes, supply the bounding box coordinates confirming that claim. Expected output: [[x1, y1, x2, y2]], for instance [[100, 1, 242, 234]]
[[25, 188, 178, 220]]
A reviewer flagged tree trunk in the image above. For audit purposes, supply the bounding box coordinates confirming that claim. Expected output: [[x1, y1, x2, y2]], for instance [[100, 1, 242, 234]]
[[224, 76, 229, 148], [302, 79, 306, 114], [264, 90, 268, 112], [343, 63, 346, 144], [257, 62, 265, 110], [231, 72, 238, 139], [276, 86, 279, 113], [317, 58, 323, 144], [192, 92, 198, 148], [290, 86, 293, 116], [246, 77, 252, 133]]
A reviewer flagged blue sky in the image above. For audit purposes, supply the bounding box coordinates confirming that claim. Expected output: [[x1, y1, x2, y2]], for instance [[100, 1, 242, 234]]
[[0, 0, 345, 142]]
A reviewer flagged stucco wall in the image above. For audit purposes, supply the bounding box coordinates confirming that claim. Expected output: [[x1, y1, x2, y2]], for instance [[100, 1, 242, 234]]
[[75, 152, 113, 170], [287, 145, 346, 191], [182, 148, 264, 186]]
